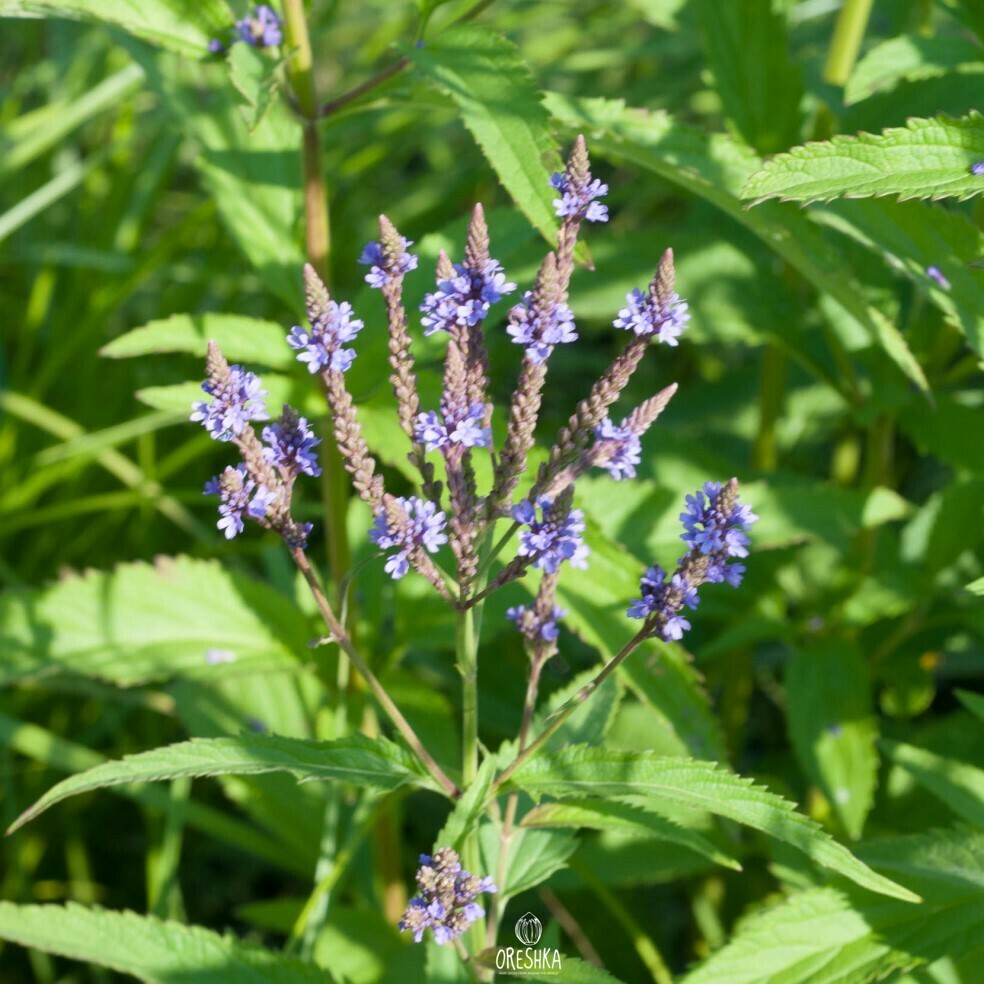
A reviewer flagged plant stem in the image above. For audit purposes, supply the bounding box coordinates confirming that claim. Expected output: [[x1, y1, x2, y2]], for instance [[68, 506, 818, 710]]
[[291, 546, 459, 799], [823, 0, 874, 87], [752, 343, 786, 472], [493, 629, 649, 794]]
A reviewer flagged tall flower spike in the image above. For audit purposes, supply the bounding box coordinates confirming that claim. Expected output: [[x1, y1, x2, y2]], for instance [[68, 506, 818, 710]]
[[627, 478, 757, 641], [399, 847, 497, 945], [512, 494, 589, 575], [553, 135, 608, 287], [614, 248, 690, 345], [235, 5, 282, 47], [369, 495, 451, 597], [261, 407, 322, 479], [301, 264, 383, 507]]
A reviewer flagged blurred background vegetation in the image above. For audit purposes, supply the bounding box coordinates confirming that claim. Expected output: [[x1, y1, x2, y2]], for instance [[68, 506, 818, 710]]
[[1, 0, 983, 980]]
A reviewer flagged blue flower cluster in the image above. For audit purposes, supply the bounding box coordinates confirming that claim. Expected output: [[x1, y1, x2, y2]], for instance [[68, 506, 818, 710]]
[[506, 603, 567, 644], [513, 497, 589, 575], [627, 481, 757, 641], [190, 365, 267, 442], [369, 496, 448, 579], [549, 171, 609, 223], [398, 848, 497, 946], [287, 299, 364, 374], [359, 238, 419, 289], [414, 403, 491, 452], [261, 415, 322, 478], [506, 293, 577, 363], [593, 417, 642, 480], [614, 286, 690, 345], [204, 464, 275, 540], [420, 259, 515, 335], [208, 5, 282, 53]]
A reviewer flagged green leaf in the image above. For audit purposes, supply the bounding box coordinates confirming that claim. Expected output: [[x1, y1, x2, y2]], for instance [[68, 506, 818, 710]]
[[742, 114, 984, 204], [10, 733, 433, 833], [228, 43, 283, 133], [479, 821, 578, 900], [899, 395, 984, 475], [680, 828, 984, 984], [544, 93, 928, 392], [695, 0, 803, 154], [0, 0, 227, 57], [882, 740, 984, 829], [816, 199, 984, 357], [958, 689, 984, 721], [786, 640, 878, 839], [100, 313, 294, 368], [521, 799, 741, 870], [474, 949, 624, 982], [438, 755, 497, 851], [0, 902, 332, 982], [0, 556, 311, 686], [846, 35, 983, 105], [965, 577, 984, 597], [508, 747, 918, 901], [402, 25, 561, 244]]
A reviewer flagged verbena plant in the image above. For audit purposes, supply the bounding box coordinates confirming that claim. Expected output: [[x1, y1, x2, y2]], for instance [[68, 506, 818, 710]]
[[2, 1, 984, 982]]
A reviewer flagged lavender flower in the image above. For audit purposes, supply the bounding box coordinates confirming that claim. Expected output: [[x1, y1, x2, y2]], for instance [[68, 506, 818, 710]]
[[506, 293, 577, 364], [204, 464, 276, 539], [512, 497, 589, 574], [190, 365, 267, 441], [971, 162, 984, 176], [235, 5, 282, 47], [287, 299, 363, 374], [549, 171, 609, 223], [398, 848, 497, 945], [614, 285, 690, 345], [592, 417, 642, 480], [627, 566, 699, 641], [628, 480, 757, 640], [507, 603, 567, 643], [421, 259, 515, 336], [261, 411, 322, 478], [359, 238, 418, 289], [369, 496, 448, 579], [926, 265, 951, 290], [413, 402, 491, 452]]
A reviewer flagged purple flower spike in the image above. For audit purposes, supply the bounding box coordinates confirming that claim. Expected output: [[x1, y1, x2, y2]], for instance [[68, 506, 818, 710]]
[[506, 293, 577, 363], [550, 171, 609, 223], [190, 365, 268, 441], [420, 259, 515, 335], [359, 238, 418, 289], [204, 464, 275, 539], [261, 412, 322, 478], [680, 481, 758, 561], [369, 496, 448, 579], [593, 417, 642, 480], [626, 566, 699, 642], [236, 5, 282, 47], [398, 847, 497, 946], [507, 603, 567, 643], [614, 286, 690, 345], [287, 299, 363, 374], [512, 496, 589, 574]]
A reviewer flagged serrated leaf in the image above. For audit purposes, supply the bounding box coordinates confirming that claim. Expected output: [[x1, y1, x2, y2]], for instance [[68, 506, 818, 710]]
[[882, 740, 984, 829], [521, 799, 741, 870], [402, 25, 561, 244], [508, 747, 918, 901], [786, 640, 878, 839], [10, 733, 434, 833], [474, 949, 623, 982], [846, 35, 983, 105], [0, 0, 227, 57], [101, 314, 293, 367], [0, 902, 331, 983], [695, 0, 803, 154], [681, 828, 984, 984], [742, 114, 984, 204], [0, 556, 311, 686], [544, 93, 928, 392], [228, 43, 282, 132]]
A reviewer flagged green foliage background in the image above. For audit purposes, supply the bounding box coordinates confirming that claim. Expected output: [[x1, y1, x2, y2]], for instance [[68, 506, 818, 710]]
[[1, 0, 983, 981]]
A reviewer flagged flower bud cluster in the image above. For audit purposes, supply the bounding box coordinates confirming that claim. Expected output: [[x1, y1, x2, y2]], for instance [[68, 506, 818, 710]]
[[398, 848, 497, 945]]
